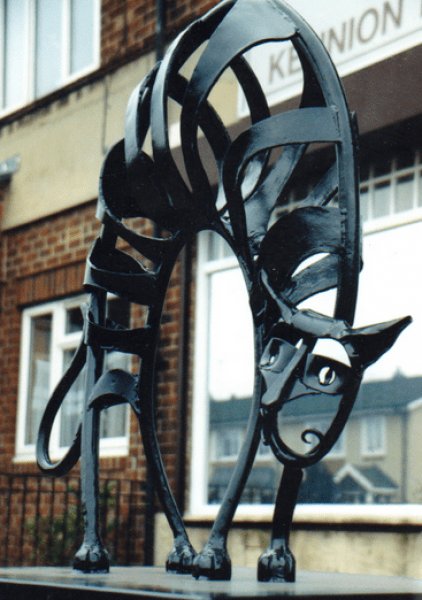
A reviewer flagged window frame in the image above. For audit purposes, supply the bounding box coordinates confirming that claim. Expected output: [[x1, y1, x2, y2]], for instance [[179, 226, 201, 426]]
[[361, 414, 387, 458], [362, 152, 422, 234], [189, 230, 422, 524], [0, 0, 100, 117], [15, 295, 129, 463]]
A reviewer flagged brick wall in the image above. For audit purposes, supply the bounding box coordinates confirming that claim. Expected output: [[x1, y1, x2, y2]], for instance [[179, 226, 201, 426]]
[[0, 202, 188, 505], [101, 0, 221, 67], [0, 201, 194, 564]]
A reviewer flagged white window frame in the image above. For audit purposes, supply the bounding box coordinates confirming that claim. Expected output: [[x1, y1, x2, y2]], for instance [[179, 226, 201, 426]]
[[15, 295, 129, 463], [189, 231, 422, 525], [0, 0, 100, 117], [361, 414, 387, 458], [362, 152, 422, 234], [191, 232, 270, 517]]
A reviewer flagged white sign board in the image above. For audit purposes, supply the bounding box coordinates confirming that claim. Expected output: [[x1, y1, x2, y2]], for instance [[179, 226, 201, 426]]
[[239, 0, 422, 115]]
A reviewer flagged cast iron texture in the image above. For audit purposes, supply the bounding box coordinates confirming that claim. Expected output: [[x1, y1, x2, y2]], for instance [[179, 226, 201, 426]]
[[36, 0, 410, 583]]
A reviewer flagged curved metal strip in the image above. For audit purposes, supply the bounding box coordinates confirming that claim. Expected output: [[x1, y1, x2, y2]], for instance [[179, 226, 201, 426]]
[[223, 108, 340, 249], [124, 66, 159, 173], [97, 207, 174, 264], [280, 0, 360, 322], [184, 0, 296, 109], [37, 338, 85, 477], [258, 206, 342, 287], [85, 240, 158, 306], [284, 255, 339, 305], [180, 0, 296, 202], [85, 318, 152, 357], [88, 369, 139, 415], [149, 1, 236, 212], [299, 162, 338, 208], [183, 55, 271, 219], [244, 145, 307, 250]]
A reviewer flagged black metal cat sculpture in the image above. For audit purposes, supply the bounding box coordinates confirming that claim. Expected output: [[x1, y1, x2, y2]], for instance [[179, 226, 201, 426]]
[[36, 0, 410, 583]]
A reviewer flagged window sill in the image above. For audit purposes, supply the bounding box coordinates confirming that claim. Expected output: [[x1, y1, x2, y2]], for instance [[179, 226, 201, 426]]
[[185, 504, 422, 527], [363, 208, 422, 235], [13, 441, 129, 464]]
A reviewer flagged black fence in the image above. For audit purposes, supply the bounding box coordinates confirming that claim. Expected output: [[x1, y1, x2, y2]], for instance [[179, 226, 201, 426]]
[[0, 474, 146, 567]]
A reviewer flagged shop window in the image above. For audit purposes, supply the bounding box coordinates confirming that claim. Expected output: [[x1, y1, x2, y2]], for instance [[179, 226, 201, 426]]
[[0, 0, 99, 114], [15, 295, 129, 462], [361, 414, 386, 457]]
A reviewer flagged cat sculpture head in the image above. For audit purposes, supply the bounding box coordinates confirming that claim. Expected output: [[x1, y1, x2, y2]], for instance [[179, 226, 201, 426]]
[[259, 281, 411, 468]]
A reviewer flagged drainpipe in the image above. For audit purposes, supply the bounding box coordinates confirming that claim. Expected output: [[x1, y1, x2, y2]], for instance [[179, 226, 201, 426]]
[[144, 0, 168, 567], [156, 0, 167, 62]]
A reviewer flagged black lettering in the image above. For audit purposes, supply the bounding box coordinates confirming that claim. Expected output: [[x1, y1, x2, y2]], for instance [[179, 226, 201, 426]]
[[269, 49, 286, 83], [382, 0, 403, 34], [349, 18, 355, 50], [358, 8, 379, 43], [328, 22, 347, 54]]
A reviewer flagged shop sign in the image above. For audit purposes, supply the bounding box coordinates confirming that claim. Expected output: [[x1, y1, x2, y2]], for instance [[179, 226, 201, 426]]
[[239, 0, 421, 115]]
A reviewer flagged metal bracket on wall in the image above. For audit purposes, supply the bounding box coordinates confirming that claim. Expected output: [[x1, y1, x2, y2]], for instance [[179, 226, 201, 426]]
[[0, 155, 20, 182]]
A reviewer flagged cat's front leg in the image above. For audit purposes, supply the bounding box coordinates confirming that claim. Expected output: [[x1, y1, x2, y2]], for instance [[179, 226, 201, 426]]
[[192, 540, 231, 580], [166, 534, 197, 574], [257, 466, 302, 582], [257, 538, 295, 582]]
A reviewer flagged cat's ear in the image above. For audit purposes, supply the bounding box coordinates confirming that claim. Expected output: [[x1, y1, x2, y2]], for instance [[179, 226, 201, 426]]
[[342, 316, 412, 369]]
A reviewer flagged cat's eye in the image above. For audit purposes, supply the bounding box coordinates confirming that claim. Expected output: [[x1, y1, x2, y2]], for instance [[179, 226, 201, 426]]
[[268, 353, 277, 365], [318, 366, 336, 386]]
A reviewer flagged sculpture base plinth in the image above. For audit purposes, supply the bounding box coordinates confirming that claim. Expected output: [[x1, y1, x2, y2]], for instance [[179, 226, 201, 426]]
[[0, 566, 420, 599]]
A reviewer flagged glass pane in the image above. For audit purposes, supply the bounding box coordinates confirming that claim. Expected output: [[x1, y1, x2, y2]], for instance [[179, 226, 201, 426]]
[[207, 231, 219, 261], [395, 174, 414, 213], [25, 314, 52, 445], [100, 350, 128, 438], [60, 348, 85, 447], [107, 296, 130, 329], [66, 306, 84, 333], [35, 0, 62, 97], [364, 416, 384, 454], [207, 266, 265, 504], [373, 181, 391, 218], [70, 0, 94, 74], [4, 0, 27, 108]]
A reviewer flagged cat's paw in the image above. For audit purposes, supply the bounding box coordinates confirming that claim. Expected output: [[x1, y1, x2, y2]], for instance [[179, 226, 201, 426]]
[[166, 540, 197, 574], [73, 542, 109, 573], [257, 545, 295, 582], [192, 545, 231, 580]]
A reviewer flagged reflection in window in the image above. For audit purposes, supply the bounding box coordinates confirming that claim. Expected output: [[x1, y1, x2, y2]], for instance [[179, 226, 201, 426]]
[[193, 223, 422, 509], [25, 315, 52, 445], [361, 415, 386, 456]]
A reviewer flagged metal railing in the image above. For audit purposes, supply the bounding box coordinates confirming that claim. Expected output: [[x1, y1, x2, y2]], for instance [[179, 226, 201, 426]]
[[0, 474, 145, 567]]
